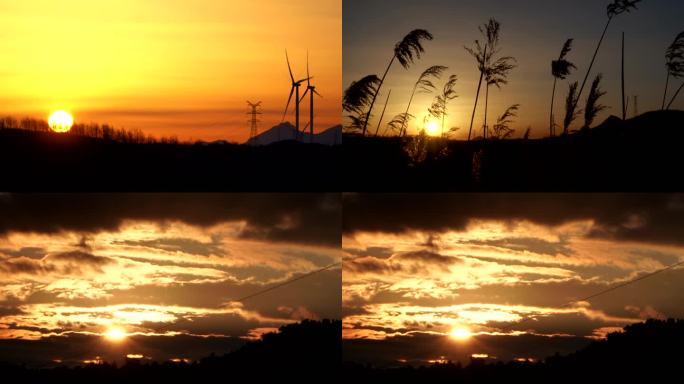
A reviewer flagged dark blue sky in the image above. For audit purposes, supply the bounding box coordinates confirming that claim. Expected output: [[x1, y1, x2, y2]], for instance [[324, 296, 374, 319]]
[[344, 0, 683, 137]]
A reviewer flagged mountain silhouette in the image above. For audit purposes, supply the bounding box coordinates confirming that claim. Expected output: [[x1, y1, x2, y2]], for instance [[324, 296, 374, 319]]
[[246, 122, 342, 146], [343, 318, 684, 383], [0, 319, 341, 384]]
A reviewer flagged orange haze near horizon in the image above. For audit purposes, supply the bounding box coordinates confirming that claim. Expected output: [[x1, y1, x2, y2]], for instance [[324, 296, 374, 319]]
[[0, 0, 341, 143]]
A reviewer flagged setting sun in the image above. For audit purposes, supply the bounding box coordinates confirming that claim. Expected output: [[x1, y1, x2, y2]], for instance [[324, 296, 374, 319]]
[[425, 120, 440, 137], [104, 327, 128, 342], [48, 111, 74, 133], [449, 327, 473, 341]]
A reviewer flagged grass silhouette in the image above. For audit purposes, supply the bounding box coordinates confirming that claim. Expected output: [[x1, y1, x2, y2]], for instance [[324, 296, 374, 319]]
[[550, 39, 576, 136], [362, 29, 434, 136]]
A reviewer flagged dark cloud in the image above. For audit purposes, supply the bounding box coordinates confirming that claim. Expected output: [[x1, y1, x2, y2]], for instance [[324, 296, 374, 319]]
[[345, 250, 460, 275], [0, 257, 54, 275], [0, 193, 340, 247], [345, 257, 393, 274], [116, 238, 228, 257], [343, 194, 684, 246], [344, 246, 395, 259], [45, 251, 114, 267], [465, 237, 574, 256], [0, 247, 46, 259], [391, 250, 461, 266]]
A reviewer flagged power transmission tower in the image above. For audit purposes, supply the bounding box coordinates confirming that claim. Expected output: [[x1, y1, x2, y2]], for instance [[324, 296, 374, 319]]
[[247, 101, 262, 142]]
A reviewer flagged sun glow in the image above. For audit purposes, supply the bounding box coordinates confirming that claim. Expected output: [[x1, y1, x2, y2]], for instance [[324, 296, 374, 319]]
[[449, 327, 473, 341], [48, 110, 74, 133], [425, 120, 441, 136], [104, 327, 128, 342]]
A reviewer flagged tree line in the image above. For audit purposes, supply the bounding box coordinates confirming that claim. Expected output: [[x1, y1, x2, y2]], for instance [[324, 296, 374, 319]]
[[0, 116, 180, 145], [343, 318, 684, 383], [0, 319, 340, 383]]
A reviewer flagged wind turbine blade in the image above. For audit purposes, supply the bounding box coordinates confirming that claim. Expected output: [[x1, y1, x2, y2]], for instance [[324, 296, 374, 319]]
[[298, 77, 313, 83], [313, 89, 323, 98], [300, 88, 310, 103], [307, 50, 311, 87], [285, 50, 295, 83], [282, 86, 295, 121]]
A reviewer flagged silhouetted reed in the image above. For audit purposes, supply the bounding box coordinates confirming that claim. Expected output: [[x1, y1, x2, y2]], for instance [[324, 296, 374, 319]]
[[491, 104, 520, 139], [564, 82, 581, 134], [663, 31, 684, 110], [465, 19, 515, 140], [575, 0, 641, 109], [583, 74, 607, 129], [361, 29, 433, 136], [343, 75, 381, 133], [428, 74, 458, 138], [550, 39, 576, 136], [400, 65, 447, 136]]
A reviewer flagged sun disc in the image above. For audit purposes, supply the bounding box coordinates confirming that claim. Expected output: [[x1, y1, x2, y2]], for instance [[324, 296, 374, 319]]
[[426, 120, 440, 136], [48, 110, 74, 133], [449, 327, 472, 341], [104, 327, 128, 342]]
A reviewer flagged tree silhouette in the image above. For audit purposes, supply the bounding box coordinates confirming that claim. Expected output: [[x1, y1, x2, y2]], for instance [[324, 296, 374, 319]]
[[0, 319, 341, 382], [574, 0, 641, 110], [550, 39, 576, 136], [343, 75, 381, 133], [663, 31, 684, 110], [400, 65, 447, 136], [428, 75, 458, 138], [362, 29, 434, 136], [583, 74, 607, 129], [564, 81, 582, 134], [343, 319, 684, 384]]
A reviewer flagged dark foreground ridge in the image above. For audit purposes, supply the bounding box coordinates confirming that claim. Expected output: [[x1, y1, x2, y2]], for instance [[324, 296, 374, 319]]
[[343, 318, 684, 383], [0, 319, 341, 383], [344, 110, 684, 191], [0, 127, 339, 191]]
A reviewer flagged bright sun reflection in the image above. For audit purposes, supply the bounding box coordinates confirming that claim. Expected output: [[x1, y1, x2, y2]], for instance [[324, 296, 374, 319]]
[[48, 110, 74, 133], [104, 327, 128, 342], [425, 120, 440, 137], [449, 327, 473, 341]]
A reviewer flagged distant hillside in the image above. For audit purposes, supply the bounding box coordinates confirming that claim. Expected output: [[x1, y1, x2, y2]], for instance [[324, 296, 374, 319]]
[[344, 109, 684, 191], [0, 319, 341, 383], [343, 318, 684, 383], [246, 122, 342, 146], [0, 127, 339, 191]]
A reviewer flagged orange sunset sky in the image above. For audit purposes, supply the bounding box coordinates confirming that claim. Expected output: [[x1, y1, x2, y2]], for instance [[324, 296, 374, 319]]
[[0, 0, 341, 142]]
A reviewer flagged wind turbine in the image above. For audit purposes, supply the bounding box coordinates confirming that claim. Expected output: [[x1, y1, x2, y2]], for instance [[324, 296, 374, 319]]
[[282, 50, 311, 139], [299, 51, 322, 143]]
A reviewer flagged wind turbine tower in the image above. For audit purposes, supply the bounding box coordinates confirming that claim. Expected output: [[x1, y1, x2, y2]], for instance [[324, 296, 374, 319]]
[[283, 50, 311, 139], [247, 101, 262, 142], [300, 51, 322, 143]]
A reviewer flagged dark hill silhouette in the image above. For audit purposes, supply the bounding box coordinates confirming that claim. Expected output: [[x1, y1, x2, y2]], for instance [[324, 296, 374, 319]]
[[0, 319, 341, 384], [343, 318, 684, 383], [246, 122, 342, 146], [0, 125, 339, 191], [344, 110, 684, 191]]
